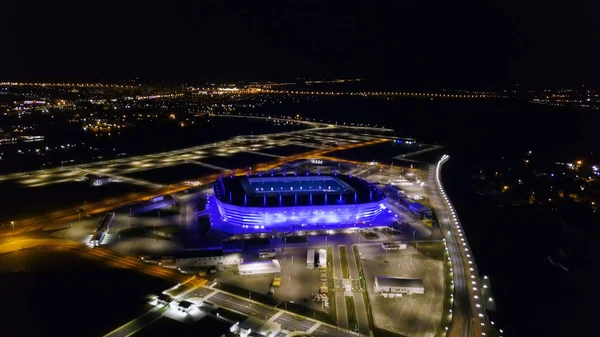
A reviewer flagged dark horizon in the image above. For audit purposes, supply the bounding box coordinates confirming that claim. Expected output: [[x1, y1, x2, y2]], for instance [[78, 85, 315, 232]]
[[3, 1, 599, 87]]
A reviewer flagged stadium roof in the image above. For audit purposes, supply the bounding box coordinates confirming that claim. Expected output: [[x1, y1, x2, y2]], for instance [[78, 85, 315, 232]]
[[214, 173, 385, 207]]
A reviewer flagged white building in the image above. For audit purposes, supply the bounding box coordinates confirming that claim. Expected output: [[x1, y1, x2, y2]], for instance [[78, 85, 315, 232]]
[[176, 300, 197, 312], [160, 249, 243, 268], [238, 260, 282, 276], [374, 276, 425, 297], [307, 249, 315, 268], [318, 249, 327, 268], [381, 242, 407, 250]]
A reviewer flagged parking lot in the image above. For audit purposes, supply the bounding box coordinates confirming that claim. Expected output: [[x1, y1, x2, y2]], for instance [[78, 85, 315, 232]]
[[216, 247, 325, 312], [357, 242, 444, 337]]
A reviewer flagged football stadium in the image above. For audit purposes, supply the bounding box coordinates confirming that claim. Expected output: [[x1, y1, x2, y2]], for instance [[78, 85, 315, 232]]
[[208, 172, 387, 233]]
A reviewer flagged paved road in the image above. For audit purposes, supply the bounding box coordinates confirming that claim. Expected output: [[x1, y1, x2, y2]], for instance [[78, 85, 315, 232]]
[[428, 158, 500, 337], [274, 312, 317, 332], [346, 245, 370, 335], [332, 245, 349, 329], [207, 291, 278, 320], [104, 305, 167, 337], [187, 286, 215, 298], [203, 289, 359, 337], [312, 323, 357, 337]]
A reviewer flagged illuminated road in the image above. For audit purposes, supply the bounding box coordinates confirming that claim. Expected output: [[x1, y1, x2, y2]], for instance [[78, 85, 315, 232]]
[[428, 156, 499, 337], [104, 305, 168, 337], [187, 287, 361, 337], [216, 113, 394, 132], [427, 160, 473, 337], [0, 137, 389, 238], [208, 291, 278, 320]]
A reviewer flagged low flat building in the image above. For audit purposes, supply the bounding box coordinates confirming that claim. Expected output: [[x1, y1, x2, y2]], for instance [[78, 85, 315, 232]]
[[176, 300, 197, 312], [160, 248, 243, 268], [318, 249, 327, 268], [374, 276, 425, 297], [307, 249, 315, 268], [156, 293, 173, 305], [381, 242, 407, 250], [238, 260, 282, 276]]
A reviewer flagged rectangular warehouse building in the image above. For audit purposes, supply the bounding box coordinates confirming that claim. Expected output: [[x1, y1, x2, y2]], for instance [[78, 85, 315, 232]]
[[381, 242, 407, 250], [238, 260, 282, 276], [160, 248, 243, 268], [318, 249, 327, 268], [307, 249, 315, 268], [374, 276, 425, 297]]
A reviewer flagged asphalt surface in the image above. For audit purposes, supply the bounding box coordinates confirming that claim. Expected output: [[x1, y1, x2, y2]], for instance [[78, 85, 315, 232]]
[[194, 287, 358, 337], [332, 244, 349, 330], [346, 244, 370, 335], [207, 291, 278, 320], [427, 162, 475, 337], [274, 312, 317, 332], [312, 323, 356, 337], [104, 306, 167, 337], [189, 286, 215, 298]]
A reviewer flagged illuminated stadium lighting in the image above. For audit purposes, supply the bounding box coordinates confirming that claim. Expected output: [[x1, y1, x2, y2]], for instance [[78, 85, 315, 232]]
[[210, 173, 386, 233]]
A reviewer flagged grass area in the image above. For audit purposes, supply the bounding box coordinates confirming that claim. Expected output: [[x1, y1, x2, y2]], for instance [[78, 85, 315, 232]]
[[339, 246, 350, 279], [361, 231, 379, 240], [435, 249, 454, 337], [346, 296, 358, 333], [418, 197, 432, 208], [118, 225, 180, 240], [327, 246, 334, 289], [326, 246, 336, 323], [353, 245, 374, 331], [414, 241, 446, 261]]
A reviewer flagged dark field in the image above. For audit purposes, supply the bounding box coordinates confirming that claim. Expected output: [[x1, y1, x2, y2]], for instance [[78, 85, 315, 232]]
[[0, 180, 148, 223], [0, 248, 172, 337], [136, 316, 232, 337], [201, 152, 275, 170], [259, 144, 314, 157], [123, 163, 222, 184], [327, 141, 431, 163]]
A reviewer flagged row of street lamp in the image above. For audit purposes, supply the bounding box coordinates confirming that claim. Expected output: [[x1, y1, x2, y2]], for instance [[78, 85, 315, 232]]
[[435, 155, 502, 337]]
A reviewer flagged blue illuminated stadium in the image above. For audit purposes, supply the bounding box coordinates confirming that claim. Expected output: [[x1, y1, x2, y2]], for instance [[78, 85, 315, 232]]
[[209, 173, 386, 233]]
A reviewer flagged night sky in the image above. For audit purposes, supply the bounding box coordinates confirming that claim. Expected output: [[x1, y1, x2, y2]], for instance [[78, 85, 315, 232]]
[[3, 0, 598, 87]]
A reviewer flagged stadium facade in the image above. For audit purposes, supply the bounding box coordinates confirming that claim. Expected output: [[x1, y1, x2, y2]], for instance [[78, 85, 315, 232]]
[[209, 173, 386, 232]]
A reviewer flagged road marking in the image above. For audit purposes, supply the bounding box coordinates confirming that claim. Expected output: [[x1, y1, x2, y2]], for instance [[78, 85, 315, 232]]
[[266, 311, 284, 324], [185, 160, 229, 171], [203, 289, 220, 300], [249, 151, 283, 158], [306, 322, 322, 334]]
